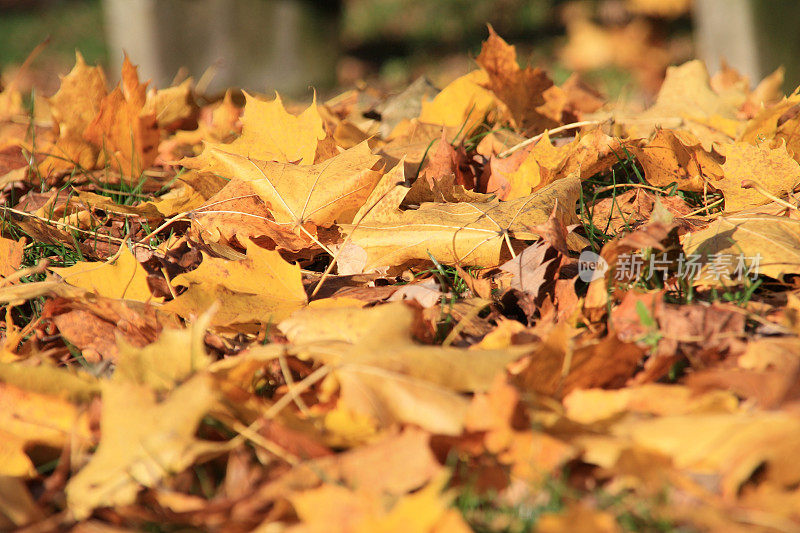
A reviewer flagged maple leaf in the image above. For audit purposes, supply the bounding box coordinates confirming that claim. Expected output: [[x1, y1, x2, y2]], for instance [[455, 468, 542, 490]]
[[477, 25, 562, 135], [83, 55, 159, 179], [0, 236, 24, 277], [289, 472, 468, 533], [418, 70, 497, 135], [513, 322, 645, 398], [404, 131, 478, 204], [43, 295, 180, 363], [143, 78, 197, 131], [194, 141, 382, 249], [39, 52, 107, 177], [0, 381, 92, 477], [682, 214, 800, 280], [65, 375, 222, 520], [164, 239, 307, 326], [563, 384, 739, 425], [499, 241, 556, 299], [51, 245, 156, 303], [276, 302, 531, 435], [8, 26, 800, 533], [346, 173, 584, 270], [614, 60, 741, 142], [610, 411, 800, 499], [714, 141, 800, 212], [0, 77, 23, 121], [687, 338, 800, 408], [632, 129, 723, 191], [488, 129, 629, 200], [183, 91, 325, 173], [538, 503, 620, 533], [113, 313, 212, 390], [739, 94, 800, 158]]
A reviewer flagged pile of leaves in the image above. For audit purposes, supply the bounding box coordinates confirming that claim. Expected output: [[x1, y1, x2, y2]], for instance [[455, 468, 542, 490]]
[[1, 27, 800, 532]]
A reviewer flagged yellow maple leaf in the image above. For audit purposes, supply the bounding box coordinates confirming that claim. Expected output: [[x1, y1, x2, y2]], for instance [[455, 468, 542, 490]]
[[0, 381, 92, 477], [164, 239, 307, 326], [419, 70, 497, 136], [51, 245, 156, 303], [65, 375, 221, 520], [184, 91, 325, 174], [83, 55, 159, 179]]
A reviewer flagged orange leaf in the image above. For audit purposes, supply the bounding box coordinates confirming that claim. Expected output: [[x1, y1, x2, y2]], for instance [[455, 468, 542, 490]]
[[477, 26, 560, 135], [83, 55, 159, 179]]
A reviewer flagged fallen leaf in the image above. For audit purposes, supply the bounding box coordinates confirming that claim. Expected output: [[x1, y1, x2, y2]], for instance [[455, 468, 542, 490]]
[[418, 70, 497, 135], [51, 245, 156, 303], [143, 78, 197, 131], [0, 381, 92, 477], [388, 278, 444, 308], [538, 503, 621, 533], [345, 175, 583, 271], [617, 60, 741, 142], [477, 26, 561, 135], [611, 411, 800, 499], [288, 472, 465, 533], [39, 52, 107, 176], [633, 129, 723, 191], [113, 312, 212, 390], [43, 295, 179, 362], [499, 241, 556, 299], [515, 322, 646, 398], [563, 384, 739, 425], [184, 92, 325, 173], [65, 375, 221, 520], [682, 214, 800, 280], [277, 303, 530, 434], [83, 56, 159, 179], [0, 236, 24, 277], [165, 239, 307, 326], [201, 141, 382, 245], [714, 141, 800, 212]]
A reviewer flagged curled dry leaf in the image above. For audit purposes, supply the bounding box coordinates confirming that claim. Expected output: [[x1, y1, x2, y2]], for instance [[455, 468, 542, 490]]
[[632, 129, 723, 191]]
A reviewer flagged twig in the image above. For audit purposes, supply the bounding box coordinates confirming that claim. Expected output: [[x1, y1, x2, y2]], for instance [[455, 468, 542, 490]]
[[595, 182, 671, 195], [741, 180, 800, 212], [310, 174, 407, 299], [498, 120, 605, 158], [684, 198, 724, 217]]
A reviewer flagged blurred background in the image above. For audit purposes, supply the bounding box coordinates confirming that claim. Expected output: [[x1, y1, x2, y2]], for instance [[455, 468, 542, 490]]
[[0, 0, 798, 101]]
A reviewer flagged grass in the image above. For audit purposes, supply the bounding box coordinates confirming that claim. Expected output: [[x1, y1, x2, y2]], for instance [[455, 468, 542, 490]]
[[404, 254, 486, 343], [576, 146, 764, 306], [0, 0, 106, 71], [452, 466, 682, 533]]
